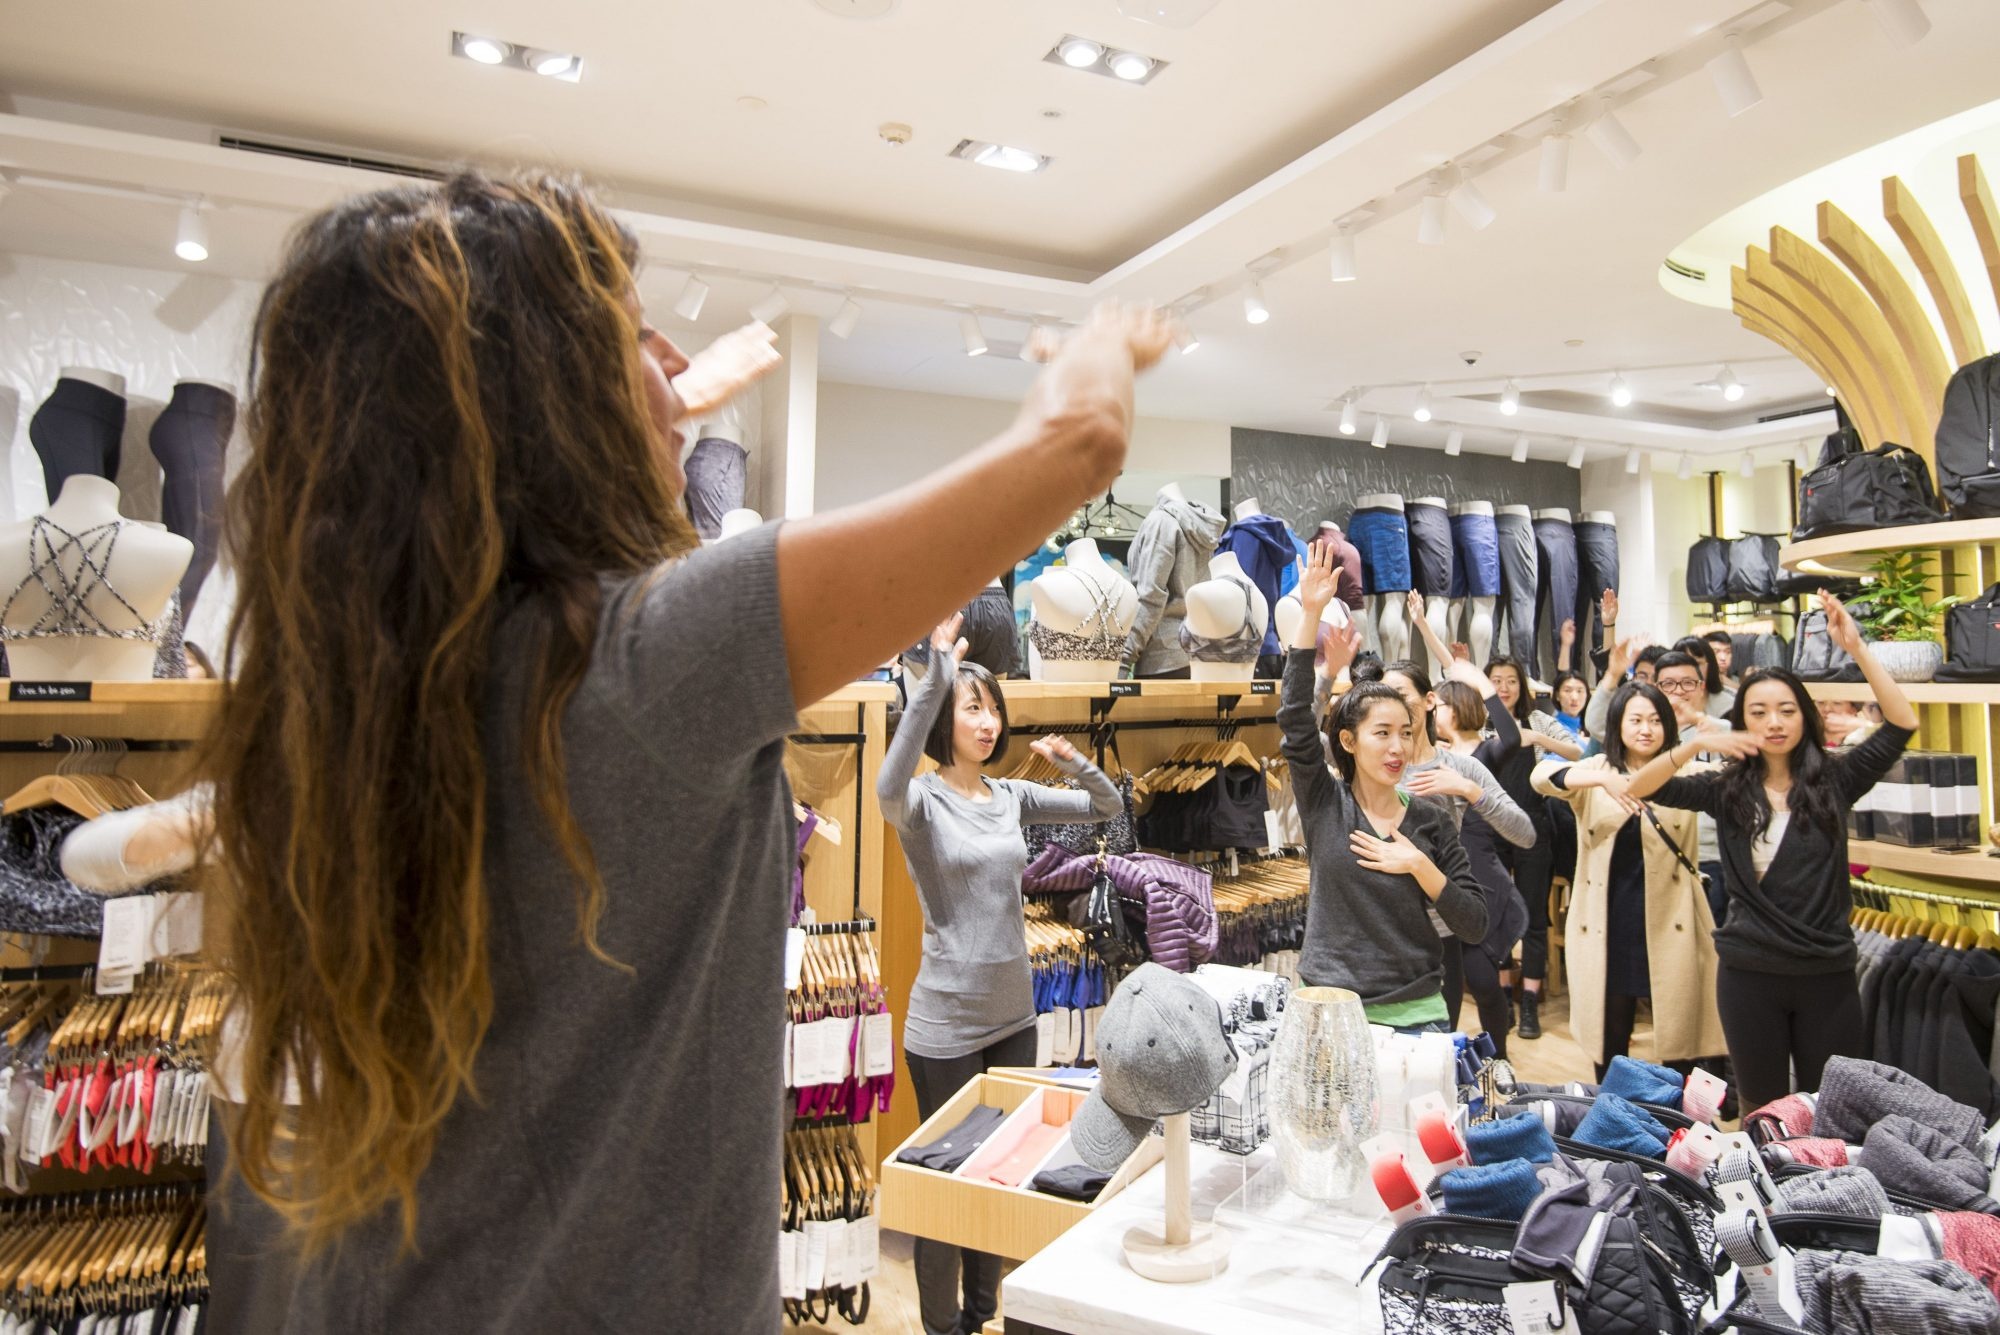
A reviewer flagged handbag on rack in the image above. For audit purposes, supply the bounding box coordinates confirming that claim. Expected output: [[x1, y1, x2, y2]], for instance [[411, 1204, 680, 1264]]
[[1792, 429, 1946, 540], [1724, 534, 1783, 604], [1065, 846, 1148, 973], [1935, 354, 2000, 517], [1933, 582, 2000, 683], [1791, 605, 1869, 682]]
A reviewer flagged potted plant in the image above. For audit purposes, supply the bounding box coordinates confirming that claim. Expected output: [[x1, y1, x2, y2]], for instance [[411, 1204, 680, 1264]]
[[1856, 551, 1960, 682]]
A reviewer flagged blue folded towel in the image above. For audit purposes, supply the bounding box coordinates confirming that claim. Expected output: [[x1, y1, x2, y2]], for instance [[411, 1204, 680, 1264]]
[[1466, 1112, 1556, 1166], [1440, 1159, 1545, 1222], [1599, 1055, 1684, 1112], [1573, 1093, 1671, 1157]]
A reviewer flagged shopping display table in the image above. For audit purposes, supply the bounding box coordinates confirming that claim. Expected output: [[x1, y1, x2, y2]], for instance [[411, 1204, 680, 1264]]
[[1001, 1144, 1389, 1335]]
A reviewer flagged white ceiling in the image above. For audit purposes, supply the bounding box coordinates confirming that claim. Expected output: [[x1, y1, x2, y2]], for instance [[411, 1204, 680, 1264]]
[[2, 0, 1998, 469]]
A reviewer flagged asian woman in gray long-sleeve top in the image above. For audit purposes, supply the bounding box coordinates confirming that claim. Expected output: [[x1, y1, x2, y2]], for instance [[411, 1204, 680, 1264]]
[[1283, 542, 1488, 1031], [879, 614, 1121, 1335]]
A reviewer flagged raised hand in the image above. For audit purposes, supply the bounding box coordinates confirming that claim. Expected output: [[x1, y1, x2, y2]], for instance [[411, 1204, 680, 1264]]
[[1350, 827, 1435, 878], [1297, 540, 1341, 615], [1320, 618, 1363, 672], [1702, 730, 1767, 760], [1607, 633, 1651, 678], [1601, 588, 1619, 627], [673, 323, 783, 417], [1821, 590, 1864, 656], [1030, 736, 1078, 766], [1404, 767, 1479, 803], [1406, 589, 1426, 623], [1450, 641, 1473, 662], [1559, 618, 1576, 647], [930, 613, 969, 669]]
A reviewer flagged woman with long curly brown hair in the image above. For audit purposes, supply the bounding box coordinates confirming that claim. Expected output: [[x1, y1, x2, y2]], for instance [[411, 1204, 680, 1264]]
[[204, 168, 1171, 1333]]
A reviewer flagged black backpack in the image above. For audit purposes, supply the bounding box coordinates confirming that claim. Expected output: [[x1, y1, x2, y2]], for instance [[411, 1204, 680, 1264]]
[[1934, 582, 2000, 683], [1935, 355, 2000, 517], [1686, 537, 1729, 604], [1725, 535, 1782, 603], [1793, 429, 1946, 539], [1791, 607, 1865, 682]]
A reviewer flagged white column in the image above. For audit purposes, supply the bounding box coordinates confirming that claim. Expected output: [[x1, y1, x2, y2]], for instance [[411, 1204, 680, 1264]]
[[759, 313, 820, 519]]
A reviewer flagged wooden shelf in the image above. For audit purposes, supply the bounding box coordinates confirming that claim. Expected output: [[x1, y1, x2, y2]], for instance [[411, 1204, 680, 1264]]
[[1805, 681, 2000, 705], [1850, 839, 2000, 884], [1779, 517, 2000, 575], [0, 680, 221, 742]]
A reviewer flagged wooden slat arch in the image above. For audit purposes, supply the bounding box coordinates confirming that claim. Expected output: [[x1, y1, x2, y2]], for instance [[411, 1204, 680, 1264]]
[[1956, 154, 2000, 344], [1818, 201, 1953, 426], [1771, 226, 1929, 457], [1732, 268, 1871, 443], [1743, 248, 1896, 445], [1885, 174, 1988, 367]]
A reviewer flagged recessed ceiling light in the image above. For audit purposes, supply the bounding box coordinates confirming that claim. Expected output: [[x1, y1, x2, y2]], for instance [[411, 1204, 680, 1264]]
[[738, 95, 769, 111], [1057, 36, 1103, 67], [454, 33, 583, 81], [1117, 0, 1220, 25], [952, 140, 1049, 173], [1826, 384, 1837, 397], [459, 34, 508, 64], [174, 204, 208, 263], [1106, 50, 1153, 80], [1564, 338, 1585, 348], [1500, 380, 1520, 415], [530, 50, 578, 78]]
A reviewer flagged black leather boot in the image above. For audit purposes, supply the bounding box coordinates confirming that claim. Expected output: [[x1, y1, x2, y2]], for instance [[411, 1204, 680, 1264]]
[[1517, 991, 1543, 1040]]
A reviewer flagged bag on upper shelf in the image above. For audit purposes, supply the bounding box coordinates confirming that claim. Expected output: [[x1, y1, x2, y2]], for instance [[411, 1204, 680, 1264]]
[[1725, 535, 1783, 604], [1687, 537, 1729, 605], [1935, 354, 2000, 518], [1792, 429, 1946, 540], [1791, 604, 1872, 682], [1933, 582, 2000, 683]]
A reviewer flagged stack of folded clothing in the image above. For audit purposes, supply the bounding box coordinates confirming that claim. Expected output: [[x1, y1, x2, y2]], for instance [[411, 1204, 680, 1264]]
[[1775, 1166, 1893, 1219], [1572, 1093, 1671, 1158], [1789, 1250, 2000, 1334], [895, 1104, 1006, 1173], [1598, 1055, 1685, 1111]]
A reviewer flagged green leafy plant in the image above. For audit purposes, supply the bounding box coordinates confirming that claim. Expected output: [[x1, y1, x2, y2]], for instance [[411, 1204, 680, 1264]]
[[1858, 551, 1961, 642]]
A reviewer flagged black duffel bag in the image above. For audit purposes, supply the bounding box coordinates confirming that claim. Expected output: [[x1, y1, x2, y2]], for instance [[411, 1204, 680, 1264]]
[[1793, 429, 1945, 540], [1687, 536, 1729, 604], [1725, 534, 1782, 603], [1936, 354, 2000, 517], [1934, 582, 2000, 683]]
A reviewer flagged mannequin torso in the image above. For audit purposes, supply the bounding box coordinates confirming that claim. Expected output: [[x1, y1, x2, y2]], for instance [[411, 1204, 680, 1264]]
[[1450, 501, 1494, 519], [1497, 504, 1532, 520], [1533, 507, 1572, 524], [1233, 497, 1263, 521], [1028, 539, 1138, 682], [1356, 492, 1405, 513], [1182, 553, 1268, 682], [0, 476, 192, 681], [1583, 511, 1616, 525], [179, 377, 239, 398], [1158, 482, 1187, 506], [57, 367, 126, 398]]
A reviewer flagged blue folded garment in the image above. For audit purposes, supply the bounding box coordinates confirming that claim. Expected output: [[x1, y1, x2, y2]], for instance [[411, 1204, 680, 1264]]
[[1467, 1112, 1556, 1166], [1440, 1159, 1544, 1222], [1598, 1055, 1684, 1112], [1573, 1093, 1671, 1158]]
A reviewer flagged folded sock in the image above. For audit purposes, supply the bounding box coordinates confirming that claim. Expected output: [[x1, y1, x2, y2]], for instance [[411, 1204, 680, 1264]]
[[1573, 1094, 1670, 1158], [1938, 1213, 2000, 1303], [1468, 1112, 1556, 1166], [1440, 1159, 1545, 1222], [1777, 1167, 1892, 1220], [1747, 1092, 1817, 1142], [1599, 1055, 1684, 1112], [1764, 1138, 1853, 1170]]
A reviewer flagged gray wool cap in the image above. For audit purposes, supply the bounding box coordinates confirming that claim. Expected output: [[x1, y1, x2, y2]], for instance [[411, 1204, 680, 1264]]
[[1073, 962, 1238, 1172]]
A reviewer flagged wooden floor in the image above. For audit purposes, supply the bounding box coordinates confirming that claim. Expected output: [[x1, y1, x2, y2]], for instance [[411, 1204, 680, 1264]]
[[790, 988, 1617, 1335]]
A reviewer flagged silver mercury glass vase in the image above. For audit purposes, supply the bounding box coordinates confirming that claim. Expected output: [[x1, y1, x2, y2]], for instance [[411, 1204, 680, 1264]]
[[1267, 985, 1379, 1201]]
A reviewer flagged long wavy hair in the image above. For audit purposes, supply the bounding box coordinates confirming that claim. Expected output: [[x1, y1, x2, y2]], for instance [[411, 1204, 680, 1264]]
[[205, 170, 696, 1255], [1718, 667, 1840, 843]]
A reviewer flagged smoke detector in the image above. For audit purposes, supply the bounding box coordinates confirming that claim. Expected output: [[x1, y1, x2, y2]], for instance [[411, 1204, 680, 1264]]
[[878, 122, 914, 147], [815, 0, 897, 15]]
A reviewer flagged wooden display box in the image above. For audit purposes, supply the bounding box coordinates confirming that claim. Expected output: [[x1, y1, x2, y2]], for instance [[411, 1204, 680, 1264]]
[[881, 1073, 1162, 1261]]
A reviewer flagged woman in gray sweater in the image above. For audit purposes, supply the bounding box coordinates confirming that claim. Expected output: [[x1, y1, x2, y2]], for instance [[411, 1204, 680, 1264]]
[[1283, 543, 1488, 1031], [880, 613, 1121, 1335]]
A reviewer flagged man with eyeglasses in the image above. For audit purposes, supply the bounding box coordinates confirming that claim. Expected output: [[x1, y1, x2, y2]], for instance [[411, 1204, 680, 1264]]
[[1652, 651, 1728, 923]]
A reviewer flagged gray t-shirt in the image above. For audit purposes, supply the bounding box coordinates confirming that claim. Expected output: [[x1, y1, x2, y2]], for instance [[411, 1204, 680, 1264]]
[[231, 523, 799, 1335], [881, 658, 1120, 1060]]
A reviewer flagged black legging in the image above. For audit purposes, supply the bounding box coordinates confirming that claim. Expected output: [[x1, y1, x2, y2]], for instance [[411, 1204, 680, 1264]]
[[150, 381, 235, 614], [1596, 993, 1642, 1082], [28, 377, 125, 502], [905, 1027, 1039, 1335], [1507, 830, 1555, 984], [1442, 936, 1513, 1059], [1715, 963, 1864, 1112]]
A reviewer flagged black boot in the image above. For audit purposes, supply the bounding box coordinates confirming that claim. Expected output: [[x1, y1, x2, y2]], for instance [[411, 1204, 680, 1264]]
[[1517, 991, 1542, 1040]]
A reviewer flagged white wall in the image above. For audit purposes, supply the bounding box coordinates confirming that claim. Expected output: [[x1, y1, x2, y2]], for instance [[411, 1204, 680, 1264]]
[[813, 382, 1231, 514]]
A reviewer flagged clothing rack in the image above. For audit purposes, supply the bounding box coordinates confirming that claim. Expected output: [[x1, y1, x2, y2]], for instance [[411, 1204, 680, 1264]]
[[792, 712, 868, 917], [1852, 877, 2000, 912], [802, 916, 877, 937], [0, 962, 92, 983], [0, 738, 192, 753]]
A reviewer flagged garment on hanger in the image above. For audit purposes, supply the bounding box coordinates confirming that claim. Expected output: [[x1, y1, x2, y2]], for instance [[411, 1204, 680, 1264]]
[[1023, 843, 1218, 973], [28, 379, 125, 503], [786, 927, 894, 1124], [1176, 575, 1262, 664], [0, 810, 106, 938], [1122, 496, 1226, 676], [682, 436, 748, 539], [1024, 769, 1138, 859], [0, 517, 178, 648], [151, 382, 235, 614], [1027, 565, 1126, 662], [1215, 514, 1299, 655], [1312, 524, 1366, 611]]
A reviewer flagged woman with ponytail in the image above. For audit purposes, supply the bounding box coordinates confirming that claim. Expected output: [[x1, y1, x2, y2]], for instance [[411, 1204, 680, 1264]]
[[206, 170, 1174, 1333], [1280, 542, 1487, 1031]]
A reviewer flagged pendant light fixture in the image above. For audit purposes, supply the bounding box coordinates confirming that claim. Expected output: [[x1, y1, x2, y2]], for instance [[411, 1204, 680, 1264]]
[[1370, 417, 1389, 448], [1417, 192, 1449, 246], [828, 297, 863, 340], [1511, 434, 1530, 463], [960, 312, 988, 357], [1707, 37, 1763, 118], [1444, 429, 1464, 457], [1584, 108, 1641, 169], [1566, 441, 1586, 470], [1338, 398, 1358, 435], [1608, 372, 1633, 408], [673, 274, 710, 322], [1539, 133, 1570, 194], [173, 204, 208, 263], [750, 286, 790, 324], [1328, 229, 1357, 283]]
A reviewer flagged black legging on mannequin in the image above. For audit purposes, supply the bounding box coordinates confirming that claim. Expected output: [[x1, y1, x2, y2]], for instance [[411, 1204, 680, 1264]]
[[150, 382, 235, 614], [29, 378, 125, 502]]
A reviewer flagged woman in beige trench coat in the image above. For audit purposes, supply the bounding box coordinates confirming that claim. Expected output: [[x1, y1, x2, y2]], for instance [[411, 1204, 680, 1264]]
[[1534, 680, 1726, 1077]]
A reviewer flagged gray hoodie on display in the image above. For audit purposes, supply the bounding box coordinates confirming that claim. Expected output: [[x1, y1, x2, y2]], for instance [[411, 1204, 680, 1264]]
[[1121, 495, 1227, 676]]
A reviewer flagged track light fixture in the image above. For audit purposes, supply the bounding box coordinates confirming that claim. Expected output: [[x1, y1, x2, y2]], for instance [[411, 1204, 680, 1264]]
[[1677, 452, 1694, 481], [1500, 380, 1520, 416], [1371, 417, 1389, 448], [1584, 108, 1641, 169], [1539, 133, 1570, 194], [173, 204, 208, 263], [1717, 365, 1744, 401], [1328, 229, 1357, 283], [1339, 398, 1358, 435], [1418, 192, 1449, 246], [1448, 177, 1497, 231], [828, 297, 863, 340], [1707, 37, 1763, 118], [1243, 282, 1270, 325], [1566, 441, 1586, 470], [960, 312, 988, 357], [1444, 430, 1464, 457], [750, 286, 790, 324], [1625, 448, 1641, 475], [673, 274, 710, 322], [1173, 326, 1198, 354], [1414, 387, 1433, 423], [1511, 434, 1530, 464], [1866, 0, 1930, 47], [1609, 372, 1633, 408]]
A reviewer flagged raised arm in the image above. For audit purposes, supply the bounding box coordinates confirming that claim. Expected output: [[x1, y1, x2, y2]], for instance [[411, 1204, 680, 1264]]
[[1557, 618, 1575, 672], [1825, 592, 1918, 733], [1280, 543, 1358, 814], [1012, 736, 1124, 824], [876, 618, 964, 828], [1452, 751, 1535, 849], [1625, 729, 1754, 808], [778, 305, 1174, 707], [1408, 589, 1452, 666]]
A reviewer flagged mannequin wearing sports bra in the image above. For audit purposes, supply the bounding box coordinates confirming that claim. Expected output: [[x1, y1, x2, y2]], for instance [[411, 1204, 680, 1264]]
[[0, 476, 192, 682], [1180, 553, 1268, 683], [1026, 539, 1137, 683]]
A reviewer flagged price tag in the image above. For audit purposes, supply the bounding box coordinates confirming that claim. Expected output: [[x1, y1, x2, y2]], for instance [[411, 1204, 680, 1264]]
[[1263, 810, 1285, 852], [98, 896, 155, 977], [824, 1218, 851, 1288], [1879, 1213, 1934, 1261], [1249, 680, 1275, 695], [22, 1088, 54, 1164], [780, 1228, 804, 1300], [853, 1216, 880, 1281], [1035, 1012, 1055, 1067], [1108, 681, 1142, 698], [803, 1220, 830, 1291], [1683, 1066, 1727, 1121], [861, 1012, 895, 1077], [1407, 1090, 1451, 1127], [163, 893, 204, 957], [95, 969, 136, 996], [1503, 1280, 1564, 1335], [1083, 1006, 1103, 1062], [8, 682, 91, 703], [1216, 1043, 1250, 1104], [784, 929, 806, 991]]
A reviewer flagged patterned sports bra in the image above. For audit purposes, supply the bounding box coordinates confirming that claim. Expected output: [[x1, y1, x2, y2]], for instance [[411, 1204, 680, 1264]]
[[0, 518, 176, 645], [1177, 576, 1262, 664], [1027, 566, 1126, 662]]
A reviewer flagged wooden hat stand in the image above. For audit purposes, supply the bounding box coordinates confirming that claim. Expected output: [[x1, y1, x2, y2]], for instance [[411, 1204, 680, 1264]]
[[1121, 1113, 1232, 1283]]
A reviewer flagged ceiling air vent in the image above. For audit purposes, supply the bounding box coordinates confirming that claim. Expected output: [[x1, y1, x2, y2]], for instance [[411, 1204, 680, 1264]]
[[217, 136, 445, 182], [1662, 257, 1707, 283]]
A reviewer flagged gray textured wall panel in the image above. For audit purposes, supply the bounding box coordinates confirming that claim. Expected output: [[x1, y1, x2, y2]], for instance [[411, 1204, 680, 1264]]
[[1231, 427, 1582, 533]]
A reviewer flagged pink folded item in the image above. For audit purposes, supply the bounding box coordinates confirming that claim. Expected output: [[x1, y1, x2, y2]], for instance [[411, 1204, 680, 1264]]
[[1940, 1213, 2000, 1302], [1766, 1137, 1851, 1169]]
